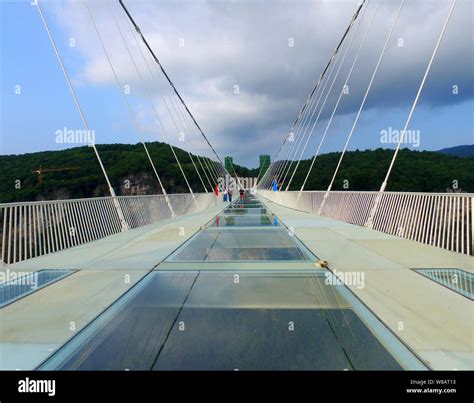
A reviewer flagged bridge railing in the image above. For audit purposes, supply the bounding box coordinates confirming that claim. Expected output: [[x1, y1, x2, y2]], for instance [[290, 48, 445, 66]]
[[258, 190, 474, 256], [0, 193, 219, 265]]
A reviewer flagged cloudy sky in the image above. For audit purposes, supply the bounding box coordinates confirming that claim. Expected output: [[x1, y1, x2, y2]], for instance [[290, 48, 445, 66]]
[[1, 0, 472, 168]]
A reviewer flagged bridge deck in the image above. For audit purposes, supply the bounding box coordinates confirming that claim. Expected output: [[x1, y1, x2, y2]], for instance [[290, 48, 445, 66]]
[[0, 196, 472, 370], [0, 204, 223, 369], [265, 199, 473, 370]]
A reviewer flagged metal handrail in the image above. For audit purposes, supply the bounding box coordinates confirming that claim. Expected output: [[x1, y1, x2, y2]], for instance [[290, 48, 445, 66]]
[[283, 190, 473, 197], [258, 190, 474, 256], [0, 193, 219, 265], [0, 193, 205, 208]]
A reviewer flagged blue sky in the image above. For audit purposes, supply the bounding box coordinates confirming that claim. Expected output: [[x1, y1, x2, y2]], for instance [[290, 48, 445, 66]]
[[1, 2, 141, 154], [0, 0, 472, 168]]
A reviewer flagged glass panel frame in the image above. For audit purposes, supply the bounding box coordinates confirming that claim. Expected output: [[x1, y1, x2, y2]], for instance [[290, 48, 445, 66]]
[[0, 269, 78, 308], [38, 270, 427, 371], [165, 228, 316, 263], [414, 268, 473, 300]]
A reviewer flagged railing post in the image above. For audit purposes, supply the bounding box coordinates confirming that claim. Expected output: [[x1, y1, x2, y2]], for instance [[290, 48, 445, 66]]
[[366, 188, 385, 229], [471, 197, 474, 255], [318, 191, 330, 216]]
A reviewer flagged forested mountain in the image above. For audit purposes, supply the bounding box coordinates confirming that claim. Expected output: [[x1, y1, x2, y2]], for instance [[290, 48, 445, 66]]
[[282, 148, 473, 193], [0, 142, 220, 203], [437, 145, 474, 158], [0, 144, 472, 203]]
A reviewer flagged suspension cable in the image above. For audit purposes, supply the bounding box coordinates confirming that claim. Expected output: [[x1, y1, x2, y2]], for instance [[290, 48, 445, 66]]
[[270, 83, 327, 189], [167, 94, 214, 190], [277, 44, 341, 190], [84, 0, 176, 216], [161, 79, 219, 186], [301, 0, 405, 199], [119, 4, 224, 188], [261, 0, 367, 190], [284, 0, 367, 191], [108, 1, 196, 198], [316, 0, 381, 213], [161, 94, 209, 192], [273, 53, 336, 189], [278, 12, 360, 190], [35, 0, 128, 230], [119, 0, 228, 175], [367, 0, 457, 227], [128, 21, 217, 190]]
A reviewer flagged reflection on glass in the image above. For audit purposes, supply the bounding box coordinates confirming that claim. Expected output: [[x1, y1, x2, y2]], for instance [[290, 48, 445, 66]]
[[167, 229, 312, 261], [153, 307, 401, 370], [51, 272, 197, 370], [39, 194, 423, 371], [209, 214, 275, 227], [0, 269, 76, 308], [227, 194, 264, 210], [223, 207, 268, 215], [415, 268, 473, 300], [44, 272, 407, 371]]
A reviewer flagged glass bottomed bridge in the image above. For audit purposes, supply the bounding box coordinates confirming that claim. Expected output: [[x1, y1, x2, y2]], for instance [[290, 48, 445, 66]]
[[0, 192, 472, 371]]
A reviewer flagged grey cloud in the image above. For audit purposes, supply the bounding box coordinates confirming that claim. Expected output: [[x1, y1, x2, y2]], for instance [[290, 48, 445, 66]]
[[51, 0, 473, 166]]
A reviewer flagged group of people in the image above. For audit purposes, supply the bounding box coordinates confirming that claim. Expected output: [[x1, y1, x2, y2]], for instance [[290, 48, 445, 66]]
[[222, 187, 233, 202], [214, 185, 245, 202]]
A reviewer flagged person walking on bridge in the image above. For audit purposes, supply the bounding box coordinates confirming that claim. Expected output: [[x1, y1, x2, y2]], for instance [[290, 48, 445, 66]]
[[214, 184, 219, 206], [223, 188, 228, 203]]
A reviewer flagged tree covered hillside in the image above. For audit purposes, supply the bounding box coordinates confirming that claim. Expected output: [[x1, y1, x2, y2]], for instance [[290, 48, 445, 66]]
[[0, 142, 220, 203], [0, 145, 472, 203], [282, 148, 473, 192]]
